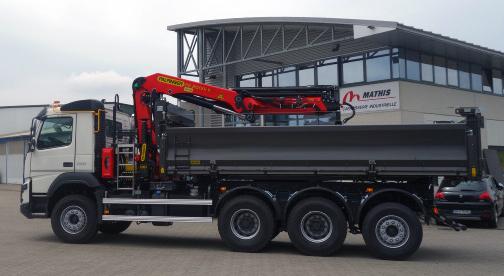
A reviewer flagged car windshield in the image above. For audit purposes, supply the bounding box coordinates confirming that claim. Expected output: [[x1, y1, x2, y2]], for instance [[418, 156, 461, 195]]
[[440, 179, 485, 192]]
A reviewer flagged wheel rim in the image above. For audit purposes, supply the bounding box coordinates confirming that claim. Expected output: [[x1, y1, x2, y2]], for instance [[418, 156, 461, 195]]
[[300, 211, 333, 243], [60, 205, 87, 234], [230, 209, 261, 240], [375, 215, 410, 249]]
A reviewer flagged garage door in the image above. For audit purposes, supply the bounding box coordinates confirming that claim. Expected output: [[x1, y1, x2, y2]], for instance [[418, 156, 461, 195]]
[[6, 141, 25, 184], [0, 144, 6, 183]]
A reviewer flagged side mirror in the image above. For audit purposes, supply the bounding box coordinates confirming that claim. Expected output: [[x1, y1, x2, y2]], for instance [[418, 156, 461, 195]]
[[28, 138, 36, 152], [497, 183, 504, 190]]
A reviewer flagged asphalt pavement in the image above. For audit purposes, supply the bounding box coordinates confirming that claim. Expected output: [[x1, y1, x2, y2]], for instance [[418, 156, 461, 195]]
[[1, 184, 504, 276]]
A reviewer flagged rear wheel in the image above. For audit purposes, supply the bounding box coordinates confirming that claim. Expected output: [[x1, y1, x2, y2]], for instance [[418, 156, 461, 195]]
[[51, 195, 98, 243], [287, 197, 347, 256], [218, 196, 274, 252], [99, 221, 131, 234], [362, 203, 422, 260]]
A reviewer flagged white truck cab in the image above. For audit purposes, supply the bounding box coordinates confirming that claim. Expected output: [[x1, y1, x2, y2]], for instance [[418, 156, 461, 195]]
[[21, 100, 131, 218]]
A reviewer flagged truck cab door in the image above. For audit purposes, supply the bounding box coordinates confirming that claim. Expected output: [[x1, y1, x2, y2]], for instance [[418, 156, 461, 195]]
[[30, 115, 76, 194]]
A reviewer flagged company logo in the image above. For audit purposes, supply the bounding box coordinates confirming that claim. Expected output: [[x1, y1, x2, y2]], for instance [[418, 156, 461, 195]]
[[340, 82, 399, 114], [157, 76, 184, 87], [342, 89, 393, 103], [342, 91, 361, 103]]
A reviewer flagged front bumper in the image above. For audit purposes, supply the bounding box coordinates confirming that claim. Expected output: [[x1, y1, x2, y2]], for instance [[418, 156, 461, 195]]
[[20, 203, 32, 219], [20, 201, 47, 219], [20, 177, 47, 219]]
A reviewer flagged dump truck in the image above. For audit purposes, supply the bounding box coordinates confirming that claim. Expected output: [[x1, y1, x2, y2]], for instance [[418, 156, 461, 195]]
[[21, 73, 487, 259]]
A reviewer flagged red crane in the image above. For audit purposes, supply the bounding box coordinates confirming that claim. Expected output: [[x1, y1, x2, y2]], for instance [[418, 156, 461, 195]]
[[131, 73, 352, 179]]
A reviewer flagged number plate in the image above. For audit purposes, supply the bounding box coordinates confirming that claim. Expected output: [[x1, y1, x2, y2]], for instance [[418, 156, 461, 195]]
[[453, 210, 471, 215]]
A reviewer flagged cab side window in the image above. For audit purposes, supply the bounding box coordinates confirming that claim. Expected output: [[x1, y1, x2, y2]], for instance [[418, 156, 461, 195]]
[[37, 117, 73, 150]]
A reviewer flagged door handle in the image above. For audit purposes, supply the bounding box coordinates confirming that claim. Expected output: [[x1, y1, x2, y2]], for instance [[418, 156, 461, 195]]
[[63, 162, 74, 168]]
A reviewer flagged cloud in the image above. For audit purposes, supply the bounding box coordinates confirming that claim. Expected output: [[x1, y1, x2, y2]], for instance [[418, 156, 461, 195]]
[[64, 70, 133, 103], [0, 0, 503, 107]]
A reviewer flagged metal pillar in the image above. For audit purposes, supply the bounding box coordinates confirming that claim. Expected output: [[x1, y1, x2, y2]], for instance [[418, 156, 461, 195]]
[[197, 28, 205, 127]]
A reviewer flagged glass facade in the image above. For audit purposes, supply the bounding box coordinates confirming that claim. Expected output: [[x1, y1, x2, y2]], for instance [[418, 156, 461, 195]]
[[317, 59, 338, 85], [493, 69, 503, 95], [434, 56, 447, 85], [447, 60, 458, 87], [366, 50, 391, 82], [299, 67, 315, 86], [421, 54, 433, 82], [459, 62, 471, 89], [342, 54, 364, 84], [235, 47, 504, 126], [405, 50, 421, 81]]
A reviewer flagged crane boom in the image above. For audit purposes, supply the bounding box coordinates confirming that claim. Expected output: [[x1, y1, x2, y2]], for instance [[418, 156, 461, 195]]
[[131, 73, 348, 179]]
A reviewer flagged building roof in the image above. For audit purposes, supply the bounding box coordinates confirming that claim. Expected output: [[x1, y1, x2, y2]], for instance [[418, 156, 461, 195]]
[[167, 17, 399, 30], [0, 131, 30, 143], [0, 104, 48, 110], [168, 17, 504, 70]]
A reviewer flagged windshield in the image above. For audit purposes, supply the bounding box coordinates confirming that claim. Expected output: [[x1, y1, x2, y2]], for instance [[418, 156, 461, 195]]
[[440, 179, 486, 192]]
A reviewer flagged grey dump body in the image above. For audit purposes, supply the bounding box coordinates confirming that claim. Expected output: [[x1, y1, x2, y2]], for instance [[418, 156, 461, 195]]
[[161, 123, 470, 177]]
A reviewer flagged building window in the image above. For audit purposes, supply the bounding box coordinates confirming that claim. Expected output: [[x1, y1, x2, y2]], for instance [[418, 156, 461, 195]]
[[299, 66, 315, 86], [391, 48, 405, 79], [447, 60, 458, 87], [482, 68, 493, 93], [366, 50, 391, 82], [471, 64, 483, 91], [421, 54, 433, 82], [277, 67, 296, 87], [434, 56, 447, 85], [239, 74, 256, 87], [493, 69, 503, 95], [261, 74, 273, 87], [342, 54, 364, 84], [317, 62, 338, 85], [459, 62, 471, 89], [406, 50, 420, 81]]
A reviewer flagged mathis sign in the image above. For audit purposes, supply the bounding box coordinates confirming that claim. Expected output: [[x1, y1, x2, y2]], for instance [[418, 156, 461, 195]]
[[340, 82, 400, 113]]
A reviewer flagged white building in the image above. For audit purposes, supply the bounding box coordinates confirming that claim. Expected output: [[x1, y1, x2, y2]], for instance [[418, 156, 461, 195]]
[[170, 18, 504, 167], [0, 105, 47, 184]]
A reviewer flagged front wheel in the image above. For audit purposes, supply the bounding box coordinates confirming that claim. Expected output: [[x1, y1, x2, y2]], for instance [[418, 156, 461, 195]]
[[50, 195, 98, 243], [362, 203, 423, 260]]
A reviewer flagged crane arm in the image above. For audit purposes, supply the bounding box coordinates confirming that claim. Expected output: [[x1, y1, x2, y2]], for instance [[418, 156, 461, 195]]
[[131, 73, 345, 180]]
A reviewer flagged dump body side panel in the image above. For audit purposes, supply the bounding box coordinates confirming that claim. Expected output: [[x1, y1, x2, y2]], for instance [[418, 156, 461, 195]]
[[160, 124, 468, 177]]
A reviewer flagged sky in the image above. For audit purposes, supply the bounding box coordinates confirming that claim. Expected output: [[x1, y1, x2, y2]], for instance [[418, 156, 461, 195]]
[[0, 0, 503, 106]]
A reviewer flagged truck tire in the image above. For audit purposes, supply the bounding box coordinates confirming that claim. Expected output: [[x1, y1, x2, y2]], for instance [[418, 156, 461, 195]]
[[50, 195, 98, 244], [287, 197, 347, 256], [218, 195, 274, 252], [99, 221, 131, 234], [362, 202, 423, 260]]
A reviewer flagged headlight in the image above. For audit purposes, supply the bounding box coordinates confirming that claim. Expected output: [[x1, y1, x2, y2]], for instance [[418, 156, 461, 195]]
[[21, 177, 31, 191]]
